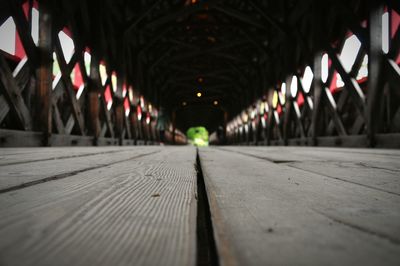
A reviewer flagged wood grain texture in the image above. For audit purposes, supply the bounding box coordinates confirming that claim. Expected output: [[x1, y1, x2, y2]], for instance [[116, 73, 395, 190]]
[[199, 147, 400, 266], [0, 147, 162, 192], [219, 146, 400, 195], [0, 147, 197, 266]]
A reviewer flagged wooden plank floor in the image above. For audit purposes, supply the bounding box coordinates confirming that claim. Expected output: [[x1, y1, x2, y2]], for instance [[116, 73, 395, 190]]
[[1, 146, 400, 266], [0, 147, 198, 266], [199, 147, 400, 266]]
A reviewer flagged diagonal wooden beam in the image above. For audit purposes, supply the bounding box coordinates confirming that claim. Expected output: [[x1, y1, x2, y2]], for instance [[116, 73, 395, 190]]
[[0, 55, 32, 130], [54, 40, 86, 135], [327, 47, 366, 115]]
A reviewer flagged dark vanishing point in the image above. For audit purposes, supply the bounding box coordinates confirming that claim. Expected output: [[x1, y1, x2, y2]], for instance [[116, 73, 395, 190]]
[[0, 0, 400, 265]]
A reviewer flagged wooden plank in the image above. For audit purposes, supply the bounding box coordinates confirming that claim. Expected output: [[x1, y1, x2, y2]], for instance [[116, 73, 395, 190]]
[[0, 147, 162, 192], [199, 148, 400, 266], [0, 146, 131, 166], [0, 129, 43, 147], [0, 147, 197, 266]]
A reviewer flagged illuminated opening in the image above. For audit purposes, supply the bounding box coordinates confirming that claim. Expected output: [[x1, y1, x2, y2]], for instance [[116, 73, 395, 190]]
[[31, 7, 39, 45], [111, 72, 117, 92], [340, 34, 362, 73], [356, 55, 368, 80], [104, 85, 113, 110], [128, 87, 134, 102], [99, 63, 108, 85], [58, 30, 74, 64], [290, 76, 298, 97], [382, 11, 390, 54], [0, 17, 26, 60], [137, 106, 142, 120], [272, 91, 279, 109], [122, 83, 127, 97], [84, 51, 91, 75], [321, 53, 329, 83], [124, 98, 130, 117], [301, 66, 313, 93], [187, 127, 209, 147], [146, 112, 151, 125], [279, 83, 286, 105]]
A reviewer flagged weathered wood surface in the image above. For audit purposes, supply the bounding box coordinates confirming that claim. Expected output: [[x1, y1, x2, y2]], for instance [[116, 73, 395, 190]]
[[0, 147, 197, 266], [0, 147, 162, 192], [199, 147, 400, 266], [219, 146, 400, 195]]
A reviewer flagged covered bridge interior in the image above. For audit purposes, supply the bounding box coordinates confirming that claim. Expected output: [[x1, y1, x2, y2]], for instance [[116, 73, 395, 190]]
[[0, 0, 400, 265]]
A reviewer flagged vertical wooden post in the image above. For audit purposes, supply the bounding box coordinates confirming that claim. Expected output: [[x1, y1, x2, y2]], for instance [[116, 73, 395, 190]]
[[172, 109, 176, 144], [283, 76, 292, 146], [311, 52, 323, 146], [88, 55, 101, 143], [367, 3, 385, 147], [114, 77, 124, 145], [223, 110, 228, 145], [35, 0, 53, 145]]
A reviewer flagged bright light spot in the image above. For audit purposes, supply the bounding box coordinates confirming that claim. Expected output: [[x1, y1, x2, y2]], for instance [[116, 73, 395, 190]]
[[356, 55, 368, 80], [0, 17, 16, 55], [259, 102, 265, 115], [241, 111, 248, 123], [76, 84, 85, 99], [107, 101, 113, 110], [13, 57, 28, 77], [53, 52, 60, 77], [340, 35, 361, 73], [146, 115, 151, 125], [279, 83, 286, 105], [290, 76, 298, 97], [99, 64, 107, 85], [250, 109, 256, 120], [182, 101, 187, 106], [272, 91, 279, 108], [321, 53, 329, 83], [84, 51, 91, 75], [382, 12, 390, 54], [31, 8, 39, 45], [140, 96, 145, 108], [213, 100, 218, 106], [264, 102, 269, 113], [301, 66, 313, 93], [125, 109, 130, 117], [281, 82, 286, 95], [111, 72, 117, 92], [52, 73, 62, 90], [197, 92, 202, 97], [58, 31, 75, 64], [137, 107, 142, 120], [336, 73, 345, 88], [129, 87, 134, 102], [122, 84, 127, 97]]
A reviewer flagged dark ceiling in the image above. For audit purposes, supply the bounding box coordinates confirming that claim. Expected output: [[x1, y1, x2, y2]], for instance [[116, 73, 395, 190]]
[[5, 0, 369, 132]]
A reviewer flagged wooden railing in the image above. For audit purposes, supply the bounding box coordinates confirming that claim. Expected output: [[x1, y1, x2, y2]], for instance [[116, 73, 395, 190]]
[[225, 3, 400, 148]]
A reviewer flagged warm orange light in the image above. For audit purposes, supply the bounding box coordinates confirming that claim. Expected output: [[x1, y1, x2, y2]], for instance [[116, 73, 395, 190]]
[[196, 92, 202, 97]]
